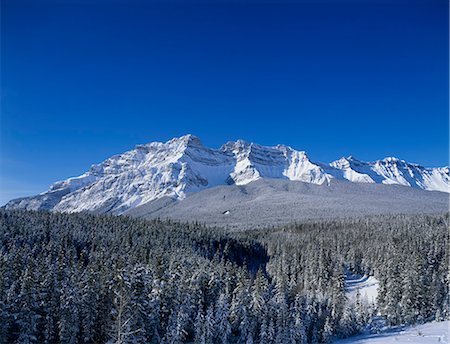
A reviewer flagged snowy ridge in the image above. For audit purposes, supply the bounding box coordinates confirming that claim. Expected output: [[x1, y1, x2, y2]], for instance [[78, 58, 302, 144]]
[[330, 156, 450, 191], [5, 134, 449, 214]]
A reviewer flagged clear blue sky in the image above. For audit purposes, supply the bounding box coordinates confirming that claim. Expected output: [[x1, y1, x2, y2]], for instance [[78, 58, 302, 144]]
[[1, 0, 448, 204]]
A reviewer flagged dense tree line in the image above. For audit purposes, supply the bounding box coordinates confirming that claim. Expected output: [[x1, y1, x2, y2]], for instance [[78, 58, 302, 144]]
[[0, 210, 448, 343], [251, 214, 449, 328]]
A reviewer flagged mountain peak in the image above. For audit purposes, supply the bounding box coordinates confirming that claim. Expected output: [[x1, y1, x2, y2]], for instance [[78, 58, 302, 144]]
[[168, 134, 203, 147], [274, 144, 297, 154], [381, 156, 403, 163], [220, 139, 252, 152]]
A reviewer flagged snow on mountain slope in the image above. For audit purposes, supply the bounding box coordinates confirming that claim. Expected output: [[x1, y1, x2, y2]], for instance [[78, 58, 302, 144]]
[[127, 178, 448, 228], [5, 134, 449, 214], [53, 135, 237, 214], [219, 140, 330, 185], [330, 156, 450, 192]]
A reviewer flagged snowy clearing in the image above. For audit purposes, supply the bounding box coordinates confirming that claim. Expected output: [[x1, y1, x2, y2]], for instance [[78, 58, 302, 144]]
[[336, 321, 449, 343], [345, 271, 379, 305]]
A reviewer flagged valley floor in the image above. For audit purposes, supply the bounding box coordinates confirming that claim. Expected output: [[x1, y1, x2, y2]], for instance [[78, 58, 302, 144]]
[[336, 321, 449, 343]]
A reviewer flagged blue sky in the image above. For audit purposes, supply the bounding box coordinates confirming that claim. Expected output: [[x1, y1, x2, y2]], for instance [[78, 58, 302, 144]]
[[1, 0, 448, 204]]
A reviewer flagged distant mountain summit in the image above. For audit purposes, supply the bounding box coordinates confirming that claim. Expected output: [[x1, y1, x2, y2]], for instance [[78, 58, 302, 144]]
[[6, 134, 449, 214]]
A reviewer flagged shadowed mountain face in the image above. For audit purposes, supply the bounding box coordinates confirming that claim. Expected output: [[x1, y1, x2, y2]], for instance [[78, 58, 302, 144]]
[[5, 135, 449, 216], [125, 179, 449, 229]]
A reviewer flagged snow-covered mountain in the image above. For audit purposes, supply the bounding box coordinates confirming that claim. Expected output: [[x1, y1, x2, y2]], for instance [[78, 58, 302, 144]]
[[329, 156, 450, 191], [5, 134, 449, 214]]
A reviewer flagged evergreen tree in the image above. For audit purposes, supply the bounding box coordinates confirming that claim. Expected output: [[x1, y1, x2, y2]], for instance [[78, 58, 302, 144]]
[[215, 293, 231, 344]]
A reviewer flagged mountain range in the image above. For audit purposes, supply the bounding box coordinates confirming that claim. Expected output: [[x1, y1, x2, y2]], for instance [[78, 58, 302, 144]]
[[5, 135, 449, 218]]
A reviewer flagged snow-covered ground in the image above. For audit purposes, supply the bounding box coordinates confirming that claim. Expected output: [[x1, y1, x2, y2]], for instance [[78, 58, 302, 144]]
[[342, 272, 449, 343], [336, 321, 449, 343], [345, 271, 379, 305]]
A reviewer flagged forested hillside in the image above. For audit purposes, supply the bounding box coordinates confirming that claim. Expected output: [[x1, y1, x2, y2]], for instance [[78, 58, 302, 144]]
[[0, 210, 448, 343]]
